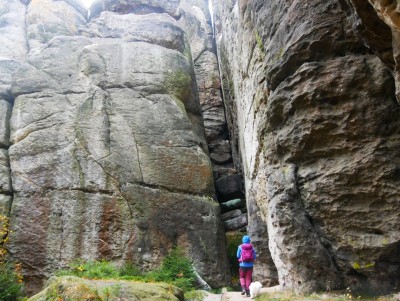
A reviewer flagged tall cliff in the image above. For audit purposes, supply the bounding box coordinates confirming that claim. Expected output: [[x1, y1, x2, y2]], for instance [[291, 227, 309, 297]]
[[213, 0, 400, 295], [2, 0, 400, 297], [0, 0, 230, 294]]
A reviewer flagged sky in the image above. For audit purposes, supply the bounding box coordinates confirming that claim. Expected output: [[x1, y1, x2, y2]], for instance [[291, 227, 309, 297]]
[[81, 0, 95, 9]]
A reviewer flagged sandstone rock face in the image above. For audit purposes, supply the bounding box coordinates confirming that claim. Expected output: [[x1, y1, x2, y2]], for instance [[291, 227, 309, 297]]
[[0, 0, 27, 216], [4, 0, 400, 296], [0, 0, 28, 61], [1, 0, 229, 294], [213, 0, 400, 294], [90, 0, 181, 19], [178, 0, 244, 211]]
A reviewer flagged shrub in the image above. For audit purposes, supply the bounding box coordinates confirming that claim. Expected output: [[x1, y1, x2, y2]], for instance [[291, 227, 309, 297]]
[[57, 247, 196, 292], [148, 247, 196, 291], [56, 259, 120, 279], [118, 261, 142, 277], [0, 214, 24, 301], [0, 263, 24, 301]]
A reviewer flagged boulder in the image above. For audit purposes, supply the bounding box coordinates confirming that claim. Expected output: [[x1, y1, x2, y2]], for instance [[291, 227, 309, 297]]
[[209, 152, 232, 164], [28, 276, 184, 301], [208, 140, 231, 155], [212, 165, 237, 179], [220, 209, 241, 221], [220, 199, 245, 213], [215, 175, 243, 201], [223, 213, 247, 231]]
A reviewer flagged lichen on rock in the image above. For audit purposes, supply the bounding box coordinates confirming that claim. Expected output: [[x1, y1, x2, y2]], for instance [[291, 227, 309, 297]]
[[29, 276, 184, 301]]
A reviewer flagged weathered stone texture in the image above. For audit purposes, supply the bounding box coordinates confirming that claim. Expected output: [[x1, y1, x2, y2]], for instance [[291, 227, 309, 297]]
[[4, 0, 229, 294], [178, 0, 233, 167], [223, 213, 247, 231], [0, 0, 28, 61], [215, 174, 243, 202], [90, 0, 181, 19], [246, 192, 278, 287], [0, 148, 11, 193], [26, 0, 87, 54], [0, 195, 11, 215], [178, 0, 245, 234], [0, 99, 11, 147], [0, 0, 27, 237], [360, 0, 400, 109], [214, 0, 400, 294]]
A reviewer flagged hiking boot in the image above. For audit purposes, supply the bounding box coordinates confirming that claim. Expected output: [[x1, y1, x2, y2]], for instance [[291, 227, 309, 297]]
[[241, 286, 246, 295], [246, 290, 250, 297]]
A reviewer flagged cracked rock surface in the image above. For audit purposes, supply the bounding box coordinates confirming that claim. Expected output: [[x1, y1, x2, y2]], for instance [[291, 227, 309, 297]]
[[213, 0, 400, 294], [1, 0, 229, 294]]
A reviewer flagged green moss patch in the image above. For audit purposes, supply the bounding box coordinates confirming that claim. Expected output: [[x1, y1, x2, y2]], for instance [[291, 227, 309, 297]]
[[163, 71, 192, 101]]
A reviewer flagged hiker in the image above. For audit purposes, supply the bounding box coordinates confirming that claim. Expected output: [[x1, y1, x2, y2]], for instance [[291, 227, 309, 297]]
[[237, 235, 256, 297]]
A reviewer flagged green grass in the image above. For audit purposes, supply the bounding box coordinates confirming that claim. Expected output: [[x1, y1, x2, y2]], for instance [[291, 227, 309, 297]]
[[55, 247, 196, 292], [56, 260, 122, 279], [254, 31, 265, 53]]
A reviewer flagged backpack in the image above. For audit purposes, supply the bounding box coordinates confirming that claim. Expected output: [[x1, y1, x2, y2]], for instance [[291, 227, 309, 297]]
[[240, 243, 254, 262]]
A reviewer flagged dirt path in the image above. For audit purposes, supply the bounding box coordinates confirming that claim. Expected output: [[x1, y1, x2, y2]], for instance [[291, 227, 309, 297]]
[[202, 286, 281, 301]]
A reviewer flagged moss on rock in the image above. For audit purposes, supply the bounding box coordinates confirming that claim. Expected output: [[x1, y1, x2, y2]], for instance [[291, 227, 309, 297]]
[[28, 276, 184, 301], [163, 70, 192, 101]]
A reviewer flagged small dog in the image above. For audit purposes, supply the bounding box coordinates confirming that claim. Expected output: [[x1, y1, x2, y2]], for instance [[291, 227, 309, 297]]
[[249, 281, 262, 298]]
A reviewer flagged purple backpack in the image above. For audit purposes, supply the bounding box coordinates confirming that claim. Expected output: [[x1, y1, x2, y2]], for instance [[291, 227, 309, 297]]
[[241, 243, 254, 262]]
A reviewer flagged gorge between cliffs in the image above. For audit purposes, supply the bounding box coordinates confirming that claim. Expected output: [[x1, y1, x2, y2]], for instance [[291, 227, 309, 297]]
[[0, 0, 399, 297]]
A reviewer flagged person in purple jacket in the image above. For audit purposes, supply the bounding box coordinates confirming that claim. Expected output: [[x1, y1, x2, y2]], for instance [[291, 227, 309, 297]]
[[237, 235, 257, 297]]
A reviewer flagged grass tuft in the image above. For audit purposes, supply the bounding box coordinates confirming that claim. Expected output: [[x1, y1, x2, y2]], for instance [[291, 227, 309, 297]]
[[56, 247, 196, 292]]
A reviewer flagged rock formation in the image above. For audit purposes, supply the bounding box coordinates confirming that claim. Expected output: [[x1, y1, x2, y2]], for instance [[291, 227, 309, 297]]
[[213, 0, 400, 294], [0, 0, 230, 294], [2, 0, 400, 297], [29, 276, 184, 301]]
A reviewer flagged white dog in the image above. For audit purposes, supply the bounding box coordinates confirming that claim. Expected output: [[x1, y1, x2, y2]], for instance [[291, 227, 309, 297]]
[[249, 281, 263, 298]]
